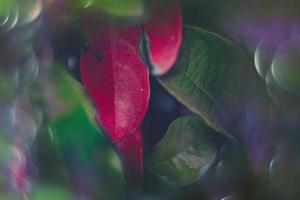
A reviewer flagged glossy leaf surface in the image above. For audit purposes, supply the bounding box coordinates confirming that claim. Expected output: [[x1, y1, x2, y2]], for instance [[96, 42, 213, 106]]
[[80, 12, 150, 143], [143, 0, 182, 76], [149, 116, 217, 185], [153, 25, 263, 137]]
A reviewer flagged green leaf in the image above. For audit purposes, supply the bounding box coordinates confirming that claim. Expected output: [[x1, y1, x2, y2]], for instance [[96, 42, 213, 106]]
[[43, 66, 95, 122], [47, 67, 123, 172], [149, 116, 217, 185], [153, 25, 261, 138], [39, 67, 125, 197], [82, 0, 144, 17], [0, 0, 13, 14], [32, 185, 74, 200]]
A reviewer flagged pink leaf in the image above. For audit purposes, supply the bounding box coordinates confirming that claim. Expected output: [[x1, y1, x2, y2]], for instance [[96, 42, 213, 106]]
[[143, 0, 183, 76], [115, 128, 143, 187], [80, 11, 150, 186], [80, 12, 150, 143]]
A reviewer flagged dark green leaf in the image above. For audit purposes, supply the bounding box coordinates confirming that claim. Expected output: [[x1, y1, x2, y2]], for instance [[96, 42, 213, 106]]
[[155, 25, 263, 138], [149, 116, 217, 185]]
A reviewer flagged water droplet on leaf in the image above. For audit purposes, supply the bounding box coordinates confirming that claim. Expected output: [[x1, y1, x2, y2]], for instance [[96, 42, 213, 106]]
[[0, 2, 19, 34], [254, 42, 275, 79], [17, 0, 41, 25], [271, 37, 300, 97], [221, 195, 236, 200], [269, 151, 300, 199], [10, 107, 38, 144], [265, 69, 300, 109], [14, 53, 39, 89]]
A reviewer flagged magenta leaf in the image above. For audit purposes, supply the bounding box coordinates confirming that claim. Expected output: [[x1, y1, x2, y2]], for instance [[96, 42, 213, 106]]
[[115, 128, 143, 187], [80, 12, 150, 143], [143, 0, 183, 76], [80, 11, 150, 185]]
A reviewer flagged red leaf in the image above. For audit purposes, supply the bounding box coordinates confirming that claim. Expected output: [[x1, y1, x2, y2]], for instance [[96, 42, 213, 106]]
[[80, 13, 150, 144], [143, 0, 183, 76], [115, 128, 143, 187], [80, 12, 150, 186]]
